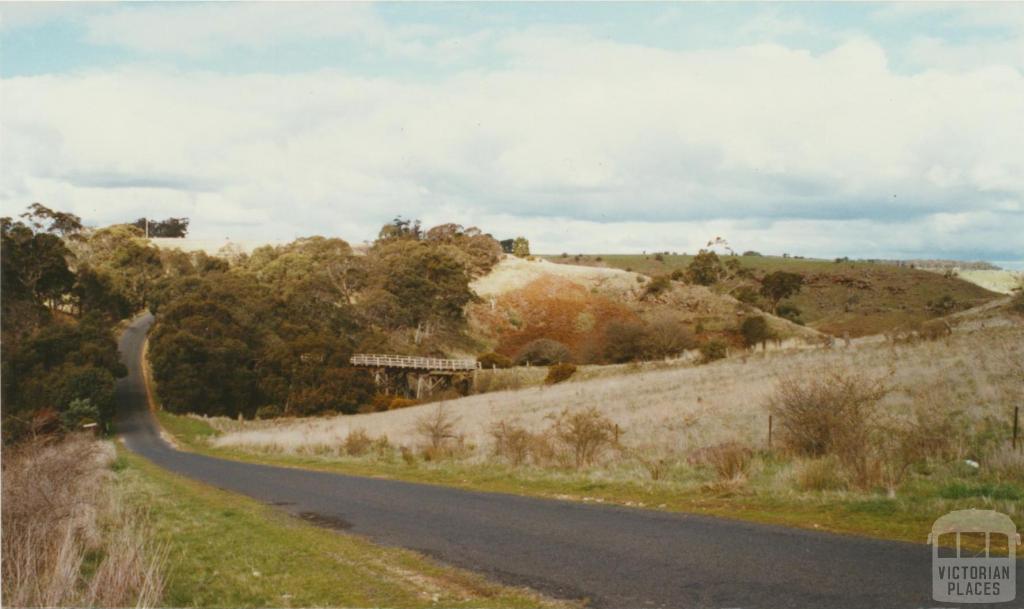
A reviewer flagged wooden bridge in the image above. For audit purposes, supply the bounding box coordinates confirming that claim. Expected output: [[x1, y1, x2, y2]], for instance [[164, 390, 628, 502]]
[[350, 354, 479, 372], [350, 354, 479, 398]]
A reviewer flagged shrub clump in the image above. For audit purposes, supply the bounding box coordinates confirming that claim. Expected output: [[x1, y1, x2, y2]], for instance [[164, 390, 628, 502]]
[[739, 316, 772, 348], [642, 275, 672, 299], [477, 352, 513, 369], [699, 340, 728, 363], [689, 441, 753, 481], [545, 363, 577, 385], [551, 407, 621, 469], [488, 419, 533, 466], [515, 338, 572, 366]]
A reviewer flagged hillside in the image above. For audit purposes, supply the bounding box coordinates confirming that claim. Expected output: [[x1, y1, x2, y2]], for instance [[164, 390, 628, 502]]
[[466, 257, 818, 363], [209, 309, 1023, 458], [544, 254, 1000, 337]]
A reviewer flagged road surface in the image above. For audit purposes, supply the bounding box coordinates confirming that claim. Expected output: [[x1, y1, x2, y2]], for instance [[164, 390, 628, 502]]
[[116, 313, 1007, 608]]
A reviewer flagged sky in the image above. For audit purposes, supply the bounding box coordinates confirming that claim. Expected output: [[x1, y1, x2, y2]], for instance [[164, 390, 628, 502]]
[[1, 2, 1022, 267]]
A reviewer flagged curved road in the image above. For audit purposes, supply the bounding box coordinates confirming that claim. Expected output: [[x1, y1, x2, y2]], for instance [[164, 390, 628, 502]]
[[117, 313, 971, 608]]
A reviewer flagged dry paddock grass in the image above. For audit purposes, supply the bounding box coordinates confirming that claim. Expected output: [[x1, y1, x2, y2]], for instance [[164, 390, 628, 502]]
[[1, 434, 165, 607], [210, 322, 1024, 460]]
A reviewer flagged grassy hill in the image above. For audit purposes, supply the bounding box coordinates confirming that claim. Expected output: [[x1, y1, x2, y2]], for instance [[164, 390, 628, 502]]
[[544, 254, 1000, 337]]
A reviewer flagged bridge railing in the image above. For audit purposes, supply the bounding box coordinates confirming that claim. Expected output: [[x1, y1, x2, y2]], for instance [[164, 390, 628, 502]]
[[350, 353, 479, 371]]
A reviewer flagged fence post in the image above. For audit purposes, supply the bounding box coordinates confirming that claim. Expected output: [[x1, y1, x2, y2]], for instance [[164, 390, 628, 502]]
[[768, 414, 773, 452], [1014, 406, 1019, 451]]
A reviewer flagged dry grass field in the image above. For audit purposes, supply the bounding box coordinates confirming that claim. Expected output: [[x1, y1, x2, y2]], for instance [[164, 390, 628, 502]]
[[209, 321, 1023, 463]]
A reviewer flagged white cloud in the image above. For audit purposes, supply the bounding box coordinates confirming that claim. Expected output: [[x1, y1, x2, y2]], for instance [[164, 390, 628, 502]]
[[2, 30, 1022, 265], [81, 3, 438, 59]]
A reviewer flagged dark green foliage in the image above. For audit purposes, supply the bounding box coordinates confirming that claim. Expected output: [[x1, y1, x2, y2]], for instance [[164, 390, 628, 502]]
[[365, 239, 475, 329], [686, 250, 723, 286], [642, 275, 672, 299], [515, 338, 572, 365], [2, 207, 130, 440], [131, 217, 189, 238], [760, 271, 804, 314], [512, 237, 530, 258], [602, 316, 696, 363], [60, 398, 101, 429], [740, 316, 772, 348], [477, 352, 513, 369], [545, 363, 577, 385], [699, 340, 728, 363], [777, 303, 804, 325], [2, 308, 125, 440]]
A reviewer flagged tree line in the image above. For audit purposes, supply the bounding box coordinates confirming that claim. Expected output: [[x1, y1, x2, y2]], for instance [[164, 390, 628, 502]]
[[146, 218, 504, 419]]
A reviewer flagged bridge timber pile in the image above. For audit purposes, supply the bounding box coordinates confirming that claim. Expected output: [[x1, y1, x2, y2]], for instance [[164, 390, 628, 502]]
[[350, 354, 479, 398]]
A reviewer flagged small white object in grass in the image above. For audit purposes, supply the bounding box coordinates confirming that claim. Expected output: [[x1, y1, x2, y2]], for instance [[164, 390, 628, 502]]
[[964, 459, 980, 469]]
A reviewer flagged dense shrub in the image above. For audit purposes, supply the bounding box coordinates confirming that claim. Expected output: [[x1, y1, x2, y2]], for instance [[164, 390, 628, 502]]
[[739, 316, 772, 348], [768, 369, 891, 488], [515, 338, 572, 365], [776, 303, 804, 325], [603, 316, 695, 363], [343, 429, 374, 456], [477, 352, 512, 369], [255, 404, 283, 419], [699, 340, 728, 363], [545, 363, 577, 384], [768, 370, 888, 458], [642, 275, 672, 299]]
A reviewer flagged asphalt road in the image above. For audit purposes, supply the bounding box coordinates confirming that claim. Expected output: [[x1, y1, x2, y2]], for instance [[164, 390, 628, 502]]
[[116, 313, 1010, 608]]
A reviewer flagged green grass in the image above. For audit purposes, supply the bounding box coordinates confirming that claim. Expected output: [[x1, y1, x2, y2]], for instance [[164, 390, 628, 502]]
[[544, 253, 999, 337], [116, 445, 564, 608], [154, 412, 1024, 548]]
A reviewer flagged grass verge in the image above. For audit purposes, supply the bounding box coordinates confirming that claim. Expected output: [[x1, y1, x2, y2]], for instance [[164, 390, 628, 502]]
[[116, 443, 565, 608], [154, 411, 1024, 547]]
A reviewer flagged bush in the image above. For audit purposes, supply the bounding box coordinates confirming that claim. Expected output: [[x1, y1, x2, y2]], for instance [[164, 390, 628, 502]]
[[477, 352, 512, 369], [776, 304, 803, 325], [60, 398, 100, 430], [739, 316, 772, 348], [768, 370, 888, 458], [670, 269, 685, 281], [768, 369, 889, 488], [603, 316, 695, 363], [343, 429, 374, 456], [642, 275, 672, 298], [689, 441, 753, 480], [255, 404, 283, 420], [515, 338, 572, 365], [415, 403, 460, 453], [551, 407, 620, 469], [699, 340, 728, 363], [489, 419, 532, 466], [545, 363, 577, 384], [369, 394, 419, 412]]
